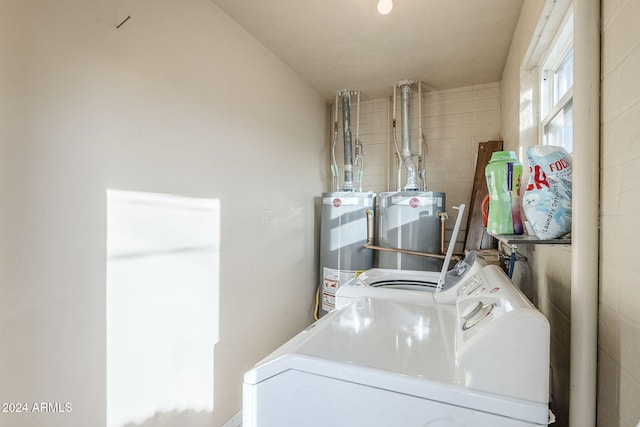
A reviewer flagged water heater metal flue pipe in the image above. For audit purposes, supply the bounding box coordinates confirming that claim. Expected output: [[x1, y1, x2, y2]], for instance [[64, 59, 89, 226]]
[[341, 91, 354, 191], [399, 82, 419, 191]]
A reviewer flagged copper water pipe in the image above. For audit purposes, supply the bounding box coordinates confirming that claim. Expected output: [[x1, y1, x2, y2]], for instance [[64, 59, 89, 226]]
[[439, 212, 447, 254], [363, 210, 459, 261]]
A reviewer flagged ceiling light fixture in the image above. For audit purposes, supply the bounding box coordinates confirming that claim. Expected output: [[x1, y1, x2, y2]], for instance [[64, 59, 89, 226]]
[[377, 0, 393, 15]]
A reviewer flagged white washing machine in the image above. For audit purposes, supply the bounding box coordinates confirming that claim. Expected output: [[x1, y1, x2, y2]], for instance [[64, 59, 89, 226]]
[[243, 265, 551, 427], [335, 250, 488, 308], [335, 203, 485, 308]]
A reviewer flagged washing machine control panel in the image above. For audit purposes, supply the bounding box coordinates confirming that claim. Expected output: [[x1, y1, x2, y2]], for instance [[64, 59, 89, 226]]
[[453, 264, 550, 403], [456, 265, 532, 337]]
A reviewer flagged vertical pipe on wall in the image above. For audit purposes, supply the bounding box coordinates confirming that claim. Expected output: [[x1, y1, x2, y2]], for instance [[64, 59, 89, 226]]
[[355, 91, 364, 191], [399, 82, 418, 190], [570, 1, 600, 426], [356, 91, 360, 143], [332, 96, 340, 191], [418, 81, 427, 191], [341, 91, 354, 191], [392, 86, 403, 191]]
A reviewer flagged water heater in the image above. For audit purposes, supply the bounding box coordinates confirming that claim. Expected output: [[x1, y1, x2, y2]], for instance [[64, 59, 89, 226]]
[[377, 191, 445, 271], [318, 191, 375, 316]]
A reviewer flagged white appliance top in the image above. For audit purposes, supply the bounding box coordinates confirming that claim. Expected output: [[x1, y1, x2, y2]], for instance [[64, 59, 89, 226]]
[[249, 297, 458, 383], [246, 265, 550, 425]]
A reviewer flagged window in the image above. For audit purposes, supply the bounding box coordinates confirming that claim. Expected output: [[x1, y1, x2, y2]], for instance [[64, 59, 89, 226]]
[[540, 11, 574, 153]]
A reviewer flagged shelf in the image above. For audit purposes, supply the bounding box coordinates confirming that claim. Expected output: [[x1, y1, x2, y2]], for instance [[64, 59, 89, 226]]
[[488, 233, 571, 278], [491, 233, 571, 246]]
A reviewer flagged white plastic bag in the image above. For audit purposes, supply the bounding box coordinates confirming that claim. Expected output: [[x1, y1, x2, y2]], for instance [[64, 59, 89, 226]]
[[522, 146, 572, 239]]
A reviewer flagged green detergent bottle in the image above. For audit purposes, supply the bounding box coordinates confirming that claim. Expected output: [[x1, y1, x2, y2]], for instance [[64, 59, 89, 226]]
[[485, 151, 524, 235]]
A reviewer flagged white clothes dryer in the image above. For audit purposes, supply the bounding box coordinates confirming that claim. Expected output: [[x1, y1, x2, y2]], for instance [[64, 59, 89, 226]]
[[243, 265, 552, 427]]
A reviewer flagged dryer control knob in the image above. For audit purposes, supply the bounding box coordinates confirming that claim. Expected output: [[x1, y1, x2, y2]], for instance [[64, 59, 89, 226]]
[[462, 301, 484, 320]]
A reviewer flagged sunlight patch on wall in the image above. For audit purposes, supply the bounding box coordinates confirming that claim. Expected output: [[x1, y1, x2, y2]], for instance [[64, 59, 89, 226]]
[[106, 190, 220, 427], [520, 87, 534, 132]]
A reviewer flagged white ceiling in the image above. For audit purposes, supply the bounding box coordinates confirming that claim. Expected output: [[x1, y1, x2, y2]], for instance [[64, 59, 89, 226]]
[[210, 0, 525, 101]]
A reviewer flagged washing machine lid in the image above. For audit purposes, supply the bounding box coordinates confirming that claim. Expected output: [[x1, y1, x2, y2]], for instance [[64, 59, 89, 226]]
[[245, 297, 548, 424]]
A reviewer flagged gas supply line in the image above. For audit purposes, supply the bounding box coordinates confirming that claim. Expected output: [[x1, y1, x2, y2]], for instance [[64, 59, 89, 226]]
[[362, 210, 460, 262]]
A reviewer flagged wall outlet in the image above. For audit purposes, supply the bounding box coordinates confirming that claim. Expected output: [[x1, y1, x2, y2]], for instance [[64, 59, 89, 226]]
[[262, 209, 271, 227]]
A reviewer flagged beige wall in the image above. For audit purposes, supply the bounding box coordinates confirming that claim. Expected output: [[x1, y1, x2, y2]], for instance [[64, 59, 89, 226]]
[[5, 0, 640, 426], [0, 0, 326, 426], [600, 0, 640, 425], [503, 0, 640, 426], [500, 0, 572, 424]]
